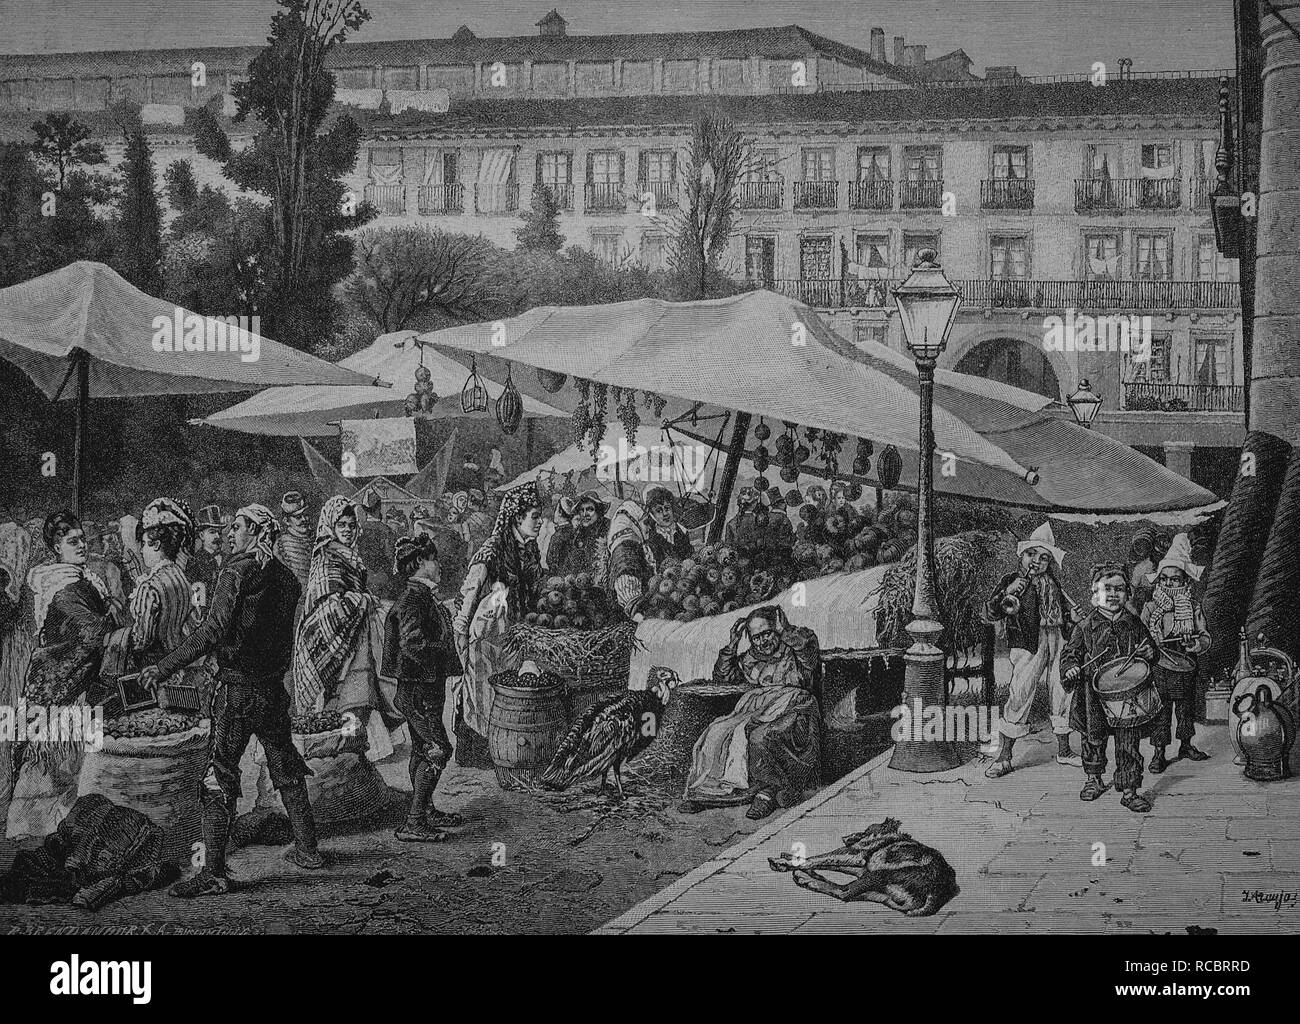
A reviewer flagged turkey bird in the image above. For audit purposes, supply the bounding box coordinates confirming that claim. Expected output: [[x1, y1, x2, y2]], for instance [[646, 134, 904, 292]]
[[540, 667, 681, 796]]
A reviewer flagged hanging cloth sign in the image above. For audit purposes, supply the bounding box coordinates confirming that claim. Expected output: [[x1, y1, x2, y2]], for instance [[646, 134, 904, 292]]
[[340, 418, 418, 478]]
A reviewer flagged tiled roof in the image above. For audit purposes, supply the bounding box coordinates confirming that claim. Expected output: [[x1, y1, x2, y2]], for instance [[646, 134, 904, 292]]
[[0, 25, 911, 82], [364, 77, 1226, 138]]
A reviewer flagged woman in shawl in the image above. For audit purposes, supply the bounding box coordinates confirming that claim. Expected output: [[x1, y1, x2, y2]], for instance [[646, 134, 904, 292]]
[[125, 498, 197, 673], [8, 512, 123, 839], [0, 523, 34, 824], [599, 499, 655, 619], [453, 481, 543, 768], [292, 497, 394, 760]]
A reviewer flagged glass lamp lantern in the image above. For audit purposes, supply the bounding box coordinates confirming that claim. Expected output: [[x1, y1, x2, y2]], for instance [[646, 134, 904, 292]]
[[461, 356, 489, 414], [891, 249, 962, 362], [1068, 378, 1103, 428]]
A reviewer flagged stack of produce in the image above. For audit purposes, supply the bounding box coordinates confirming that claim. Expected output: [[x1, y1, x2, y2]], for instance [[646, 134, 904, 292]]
[[104, 708, 201, 739], [523, 573, 623, 630], [791, 495, 918, 578], [643, 546, 794, 621]]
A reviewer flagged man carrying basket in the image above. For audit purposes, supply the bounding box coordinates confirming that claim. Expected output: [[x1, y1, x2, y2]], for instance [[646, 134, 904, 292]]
[[1061, 563, 1160, 813]]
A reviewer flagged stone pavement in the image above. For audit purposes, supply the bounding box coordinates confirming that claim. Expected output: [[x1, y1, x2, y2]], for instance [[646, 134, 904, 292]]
[[596, 723, 1300, 934]]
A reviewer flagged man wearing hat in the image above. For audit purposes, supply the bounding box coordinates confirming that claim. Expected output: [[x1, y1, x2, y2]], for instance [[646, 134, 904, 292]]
[[725, 483, 795, 573], [984, 522, 1084, 778], [644, 485, 696, 571], [356, 491, 398, 600], [547, 489, 610, 576], [186, 505, 226, 602], [274, 492, 313, 595], [1140, 533, 1211, 772]]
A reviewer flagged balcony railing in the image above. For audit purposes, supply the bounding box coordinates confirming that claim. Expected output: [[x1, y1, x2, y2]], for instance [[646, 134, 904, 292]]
[[772, 277, 1240, 311], [584, 182, 626, 212], [901, 179, 945, 209], [1074, 177, 1182, 213], [737, 179, 784, 209], [849, 179, 894, 210], [364, 183, 406, 216], [475, 182, 520, 214], [1123, 381, 1244, 413], [793, 180, 838, 210], [535, 182, 574, 210], [637, 179, 678, 210], [416, 183, 464, 215], [981, 178, 1035, 210]]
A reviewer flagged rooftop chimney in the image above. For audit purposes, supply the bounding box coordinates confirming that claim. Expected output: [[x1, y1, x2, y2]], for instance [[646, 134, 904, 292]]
[[893, 35, 905, 65], [905, 44, 927, 67], [537, 8, 567, 37], [870, 27, 885, 63]]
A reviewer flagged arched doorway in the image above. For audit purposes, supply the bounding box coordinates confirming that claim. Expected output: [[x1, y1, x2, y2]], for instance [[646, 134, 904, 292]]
[[954, 337, 1061, 401]]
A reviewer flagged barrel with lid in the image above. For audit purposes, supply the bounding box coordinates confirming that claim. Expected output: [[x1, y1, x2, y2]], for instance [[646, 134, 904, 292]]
[[488, 675, 568, 790]]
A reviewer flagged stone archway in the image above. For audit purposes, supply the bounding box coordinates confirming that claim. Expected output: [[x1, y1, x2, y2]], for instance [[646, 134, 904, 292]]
[[953, 336, 1063, 402]]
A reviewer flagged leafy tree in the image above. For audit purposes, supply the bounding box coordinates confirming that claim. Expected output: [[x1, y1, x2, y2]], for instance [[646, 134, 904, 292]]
[[516, 184, 564, 253], [669, 113, 749, 299], [188, 0, 374, 351], [29, 112, 105, 191], [346, 225, 504, 332], [109, 103, 164, 292]]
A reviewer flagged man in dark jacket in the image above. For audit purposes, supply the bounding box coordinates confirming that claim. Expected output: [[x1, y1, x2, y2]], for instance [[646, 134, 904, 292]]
[[356, 492, 398, 599], [1062, 563, 1160, 812], [643, 485, 695, 571], [984, 522, 1083, 778], [547, 490, 610, 576], [142, 504, 320, 897], [386, 536, 464, 842], [724, 486, 795, 573]]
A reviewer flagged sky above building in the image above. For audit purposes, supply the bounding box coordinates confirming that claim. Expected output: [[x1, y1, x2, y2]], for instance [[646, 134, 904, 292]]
[[0, 0, 1235, 76]]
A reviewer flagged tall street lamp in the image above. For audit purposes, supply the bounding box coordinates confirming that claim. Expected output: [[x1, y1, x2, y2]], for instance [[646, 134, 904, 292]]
[[889, 249, 965, 773], [1067, 378, 1103, 429]]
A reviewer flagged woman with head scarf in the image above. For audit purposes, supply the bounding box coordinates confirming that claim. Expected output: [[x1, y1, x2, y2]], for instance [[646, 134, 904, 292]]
[[452, 480, 543, 768], [0, 522, 34, 824], [292, 496, 395, 760], [128, 499, 197, 670], [599, 499, 655, 619], [7, 511, 123, 839]]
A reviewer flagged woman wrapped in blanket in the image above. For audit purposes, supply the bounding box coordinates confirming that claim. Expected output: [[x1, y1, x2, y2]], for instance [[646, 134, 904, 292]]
[[8, 512, 126, 839], [292, 496, 397, 760]]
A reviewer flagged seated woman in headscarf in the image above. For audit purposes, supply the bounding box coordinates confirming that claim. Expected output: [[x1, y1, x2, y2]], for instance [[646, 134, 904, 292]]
[[293, 496, 396, 760], [600, 499, 654, 620], [453, 481, 543, 768], [8, 512, 124, 839], [679, 605, 823, 821]]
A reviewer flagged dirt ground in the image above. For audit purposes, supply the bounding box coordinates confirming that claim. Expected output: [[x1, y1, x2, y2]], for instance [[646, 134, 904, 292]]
[[0, 752, 779, 935]]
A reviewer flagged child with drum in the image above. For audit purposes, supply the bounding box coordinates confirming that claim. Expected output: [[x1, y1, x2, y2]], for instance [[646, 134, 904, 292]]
[[1140, 534, 1211, 773], [1061, 562, 1161, 813]]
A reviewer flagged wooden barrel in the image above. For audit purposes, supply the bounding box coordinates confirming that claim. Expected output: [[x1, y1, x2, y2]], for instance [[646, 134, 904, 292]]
[[488, 680, 568, 791]]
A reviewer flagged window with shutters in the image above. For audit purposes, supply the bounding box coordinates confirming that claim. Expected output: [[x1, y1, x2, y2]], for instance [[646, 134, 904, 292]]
[[1084, 232, 1122, 280], [903, 232, 940, 271], [800, 236, 833, 279], [902, 146, 942, 208], [1127, 335, 1172, 382], [536, 151, 574, 209], [586, 150, 625, 211], [1193, 334, 1232, 386], [991, 146, 1029, 180], [854, 233, 890, 270], [990, 235, 1029, 279], [592, 231, 625, 266], [638, 150, 677, 210], [1141, 143, 1175, 172], [1197, 235, 1236, 282], [1134, 232, 1172, 280], [640, 233, 668, 271]]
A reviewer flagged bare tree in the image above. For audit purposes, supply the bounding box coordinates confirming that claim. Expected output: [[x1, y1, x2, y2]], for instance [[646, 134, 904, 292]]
[[669, 113, 750, 299], [345, 225, 505, 332]]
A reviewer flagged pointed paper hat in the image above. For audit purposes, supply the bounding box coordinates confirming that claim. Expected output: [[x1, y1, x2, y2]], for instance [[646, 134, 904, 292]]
[[1147, 532, 1204, 583]]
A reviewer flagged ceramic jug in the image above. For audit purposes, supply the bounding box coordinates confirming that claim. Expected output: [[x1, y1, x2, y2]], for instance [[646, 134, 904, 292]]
[[1234, 684, 1294, 782]]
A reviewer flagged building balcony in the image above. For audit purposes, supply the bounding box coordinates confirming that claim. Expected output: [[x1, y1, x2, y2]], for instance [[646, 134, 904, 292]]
[[1123, 380, 1244, 413], [793, 180, 838, 210], [364, 183, 406, 216], [772, 277, 1240, 312], [535, 182, 574, 211], [416, 183, 464, 215], [637, 179, 678, 211], [475, 182, 520, 214], [848, 179, 894, 211], [901, 179, 945, 209], [737, 179, 784, 210], [981, 178, 1035, 210], [1074, 177, 1182, 213], [584, 182, 627, 212]]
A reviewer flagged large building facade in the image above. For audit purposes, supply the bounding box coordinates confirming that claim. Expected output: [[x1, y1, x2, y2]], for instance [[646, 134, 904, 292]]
[[0, 12, 1242, 494]]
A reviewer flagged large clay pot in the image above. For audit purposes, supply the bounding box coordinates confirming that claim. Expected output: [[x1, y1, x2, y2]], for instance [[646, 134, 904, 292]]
[[1234, 685, 1294, 782], [1229, 674, 1283, 765]]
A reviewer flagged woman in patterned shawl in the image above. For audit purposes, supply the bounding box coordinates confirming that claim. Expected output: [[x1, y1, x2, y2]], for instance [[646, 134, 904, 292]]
[[452, 481, 543, 768], [292, 496, 393, 759], [8, 512, 123, 839], [0, 523, 33, 825]]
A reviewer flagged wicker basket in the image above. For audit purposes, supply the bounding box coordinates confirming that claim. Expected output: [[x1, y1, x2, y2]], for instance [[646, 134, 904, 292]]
[[504, 621, 639, 721]]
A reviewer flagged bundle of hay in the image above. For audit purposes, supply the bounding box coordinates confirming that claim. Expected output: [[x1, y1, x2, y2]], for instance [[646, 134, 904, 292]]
[[874, 531, 1012, 654], [503, 620, 641, 686]]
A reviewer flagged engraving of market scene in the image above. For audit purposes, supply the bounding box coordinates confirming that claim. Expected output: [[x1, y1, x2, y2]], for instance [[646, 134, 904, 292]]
[[2, 0, 1298, 935]]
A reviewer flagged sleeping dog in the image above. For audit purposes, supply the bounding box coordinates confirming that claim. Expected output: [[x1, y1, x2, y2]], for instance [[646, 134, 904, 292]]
[[768, 818, 959, 917]]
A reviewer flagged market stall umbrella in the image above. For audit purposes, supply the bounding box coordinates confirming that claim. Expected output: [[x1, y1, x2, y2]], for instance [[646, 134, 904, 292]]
[[195, 329, 569, 437], [0, 261, 388, 514], [418, 290, 1217, 516]]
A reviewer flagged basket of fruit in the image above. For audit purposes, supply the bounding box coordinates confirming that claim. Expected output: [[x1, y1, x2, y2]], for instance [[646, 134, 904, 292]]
[[79, 709, 208, 864], [643, 546, 796, 622], [507, 573, 639, 689]]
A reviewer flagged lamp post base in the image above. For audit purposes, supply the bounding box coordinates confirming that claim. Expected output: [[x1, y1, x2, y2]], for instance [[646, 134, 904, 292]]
[[889, 617, 969, 773]]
